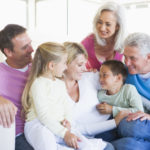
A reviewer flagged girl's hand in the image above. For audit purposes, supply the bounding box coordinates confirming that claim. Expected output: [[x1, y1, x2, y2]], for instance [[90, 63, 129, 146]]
[[61, 119, 71, 131], [96, 102, 112, 114], [64, 131, 81, 149]]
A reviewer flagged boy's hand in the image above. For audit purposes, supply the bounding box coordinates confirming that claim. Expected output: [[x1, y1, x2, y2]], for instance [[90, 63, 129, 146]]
[[96, 102, 112, 114], [115, 110, 131, 126], [61, 119, 71, 131]]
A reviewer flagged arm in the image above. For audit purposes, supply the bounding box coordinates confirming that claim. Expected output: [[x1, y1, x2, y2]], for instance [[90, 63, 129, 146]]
[[30, 80, 68, 138], [112, 85, 144, 117], [0, 96, 17, 128], [77, 110, 130, 136]]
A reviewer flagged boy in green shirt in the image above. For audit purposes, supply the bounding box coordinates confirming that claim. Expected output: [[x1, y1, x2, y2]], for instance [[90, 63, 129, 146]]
[[97, 60, 144, 117]]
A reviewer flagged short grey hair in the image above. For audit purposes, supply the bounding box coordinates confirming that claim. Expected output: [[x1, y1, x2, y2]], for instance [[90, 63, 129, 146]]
[[124, 32, 150, 56], [93, 2, 126, 52]]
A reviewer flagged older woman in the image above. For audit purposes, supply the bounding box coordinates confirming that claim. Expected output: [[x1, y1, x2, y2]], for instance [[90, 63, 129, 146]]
[[81, 2, 126, 70], [63, 42, 128, 150]]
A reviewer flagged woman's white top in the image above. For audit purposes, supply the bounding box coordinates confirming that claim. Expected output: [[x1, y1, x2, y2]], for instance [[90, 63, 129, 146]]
[[68, 72, 116, 137]]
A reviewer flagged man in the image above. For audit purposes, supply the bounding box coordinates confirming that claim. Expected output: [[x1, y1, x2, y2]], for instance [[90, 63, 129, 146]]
[[112, 32, 150, 150], [0, 24, 34, 150]]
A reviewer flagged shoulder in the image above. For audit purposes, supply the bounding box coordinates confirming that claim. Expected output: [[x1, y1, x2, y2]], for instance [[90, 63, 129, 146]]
[[124, 84, 137, 90], [79, 72, 100, 90], [81, 72, 99, 82], [81, 34, 94, 46], [31, 77, 51, 90], [55, 78, 66, 88], [123, 84, 139, 96], [114, 51, 123, 61]]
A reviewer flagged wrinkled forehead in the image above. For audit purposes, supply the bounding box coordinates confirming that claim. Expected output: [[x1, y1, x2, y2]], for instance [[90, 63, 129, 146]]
[[123, 45, 141, 57]]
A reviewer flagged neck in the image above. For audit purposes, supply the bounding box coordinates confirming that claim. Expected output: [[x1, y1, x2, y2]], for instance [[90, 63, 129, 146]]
[[141, 65, 150, 74], [64, 75, 77, 89], [6, 59, 27, 69], [41, 71, 54, 80], [107, 84, 122, 95]]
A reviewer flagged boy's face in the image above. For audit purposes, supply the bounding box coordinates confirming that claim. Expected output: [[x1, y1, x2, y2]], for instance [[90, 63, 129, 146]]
[[99, 65, 119, 90]]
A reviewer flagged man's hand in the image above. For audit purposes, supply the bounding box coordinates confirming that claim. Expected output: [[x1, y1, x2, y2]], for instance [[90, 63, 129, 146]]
[[126, 111, 150, 122], [64, 131, 81, 149], [0, 96, 17, 128], [96, 102, 112, 114]]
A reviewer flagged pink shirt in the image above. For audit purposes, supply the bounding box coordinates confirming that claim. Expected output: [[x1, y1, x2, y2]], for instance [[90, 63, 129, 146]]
[[0, 63, 30, 135], [81, 34, 123, 70]]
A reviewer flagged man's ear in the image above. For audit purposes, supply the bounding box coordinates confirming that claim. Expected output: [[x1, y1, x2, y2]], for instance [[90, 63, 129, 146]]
[[3, 48, 13, 57]]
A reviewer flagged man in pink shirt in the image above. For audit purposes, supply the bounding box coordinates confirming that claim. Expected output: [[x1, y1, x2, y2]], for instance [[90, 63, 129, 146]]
[[0, 24, 34, 150]]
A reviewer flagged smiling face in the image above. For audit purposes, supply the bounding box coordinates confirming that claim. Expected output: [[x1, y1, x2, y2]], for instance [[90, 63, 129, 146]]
[[65, 54, 87, 81], [124, 46, 149, 74], [96, 10, 118, 40], [99, 65, 118, 90], [6, 32, 34, 68]]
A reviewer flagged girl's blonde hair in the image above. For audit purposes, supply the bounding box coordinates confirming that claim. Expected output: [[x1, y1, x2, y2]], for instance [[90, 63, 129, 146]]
[[22, 42, 67, 117], [64, 42, 88, 64]]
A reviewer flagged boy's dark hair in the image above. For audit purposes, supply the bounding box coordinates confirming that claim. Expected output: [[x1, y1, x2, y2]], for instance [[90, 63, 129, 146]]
[[102, 60, 127, 83], [0, 24, 26, 55]]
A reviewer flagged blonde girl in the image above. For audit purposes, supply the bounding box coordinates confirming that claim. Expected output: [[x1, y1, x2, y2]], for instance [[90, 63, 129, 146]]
[[22, 42, 102, 150]]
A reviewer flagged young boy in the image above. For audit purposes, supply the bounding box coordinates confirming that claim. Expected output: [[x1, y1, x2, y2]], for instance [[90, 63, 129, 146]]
[[97, 60, 144, 117]]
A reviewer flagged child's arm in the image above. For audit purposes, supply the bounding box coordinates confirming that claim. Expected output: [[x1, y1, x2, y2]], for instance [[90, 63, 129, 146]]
[[112, 85, 144, 117], [30, 79, 69, 138]]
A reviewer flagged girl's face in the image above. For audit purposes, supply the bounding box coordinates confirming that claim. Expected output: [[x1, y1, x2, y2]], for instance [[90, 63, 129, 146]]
[[65, 54, 87, 80], [53, 54, 68, 78], [96, 10, 118, 40], [99, 65, 118, 90]]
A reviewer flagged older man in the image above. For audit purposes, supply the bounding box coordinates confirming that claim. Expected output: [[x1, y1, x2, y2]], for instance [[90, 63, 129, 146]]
[[113, 33, 150, 150], [0, 24, 34, 150]]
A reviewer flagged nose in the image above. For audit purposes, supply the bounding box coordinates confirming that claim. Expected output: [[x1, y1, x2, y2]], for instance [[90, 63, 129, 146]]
[[28, 45, 34, 53], [99, 76, 103, 83], [100, 24, 106, 31]]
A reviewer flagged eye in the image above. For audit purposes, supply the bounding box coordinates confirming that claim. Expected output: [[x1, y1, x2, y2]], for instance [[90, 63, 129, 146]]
[[130, 57, 136, 61], [97, 20, 102, 24], [106, 23, 111, 27]]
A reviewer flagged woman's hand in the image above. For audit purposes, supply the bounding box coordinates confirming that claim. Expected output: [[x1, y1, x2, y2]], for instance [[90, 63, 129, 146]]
[[126, 111, 150, 121], [96, 102, 112, 114], [64, 131, 81, 149], [61, 119, 71, 131], [114, 110, 131, 126]]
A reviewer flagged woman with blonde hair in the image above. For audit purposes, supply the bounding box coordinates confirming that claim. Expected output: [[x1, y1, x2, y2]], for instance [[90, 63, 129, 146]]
[[81, 2, 126, 70], [63, 42, 128, 150]]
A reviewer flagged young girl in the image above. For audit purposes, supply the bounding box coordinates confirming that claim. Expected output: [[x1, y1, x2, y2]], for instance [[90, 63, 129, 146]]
[[97, 60, 144, 117], [22, 42, 105, 150]]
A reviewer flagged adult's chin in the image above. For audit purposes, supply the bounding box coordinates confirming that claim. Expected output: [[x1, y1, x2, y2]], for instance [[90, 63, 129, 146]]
[[128, 69, 137, 75]]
